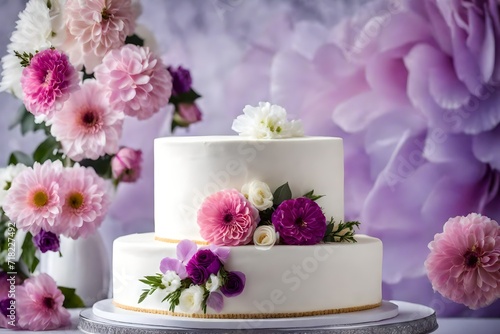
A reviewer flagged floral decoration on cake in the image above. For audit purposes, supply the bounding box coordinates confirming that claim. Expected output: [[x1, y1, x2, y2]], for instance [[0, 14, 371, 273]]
[[231, 102, 303, 139], [138, 240, 245, 314], [197, 181, 360, 247]]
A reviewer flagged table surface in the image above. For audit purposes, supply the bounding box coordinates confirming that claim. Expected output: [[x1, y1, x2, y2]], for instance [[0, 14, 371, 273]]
[[1, 309, 499, 334]]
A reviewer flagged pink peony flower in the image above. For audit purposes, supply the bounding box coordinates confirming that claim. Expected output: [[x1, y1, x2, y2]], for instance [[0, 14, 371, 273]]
[[20, 48, 79, 123], [56, 164, 111, 239], [197, 189, 259, 246], [16, 273, 70, 331], [111, 147, 143, 182], [425, 213, 500, 309], [94, 44, 172, 120], [3, 160, 63, 235], [50, 79, 124, 161], [60, 0, 136, 72]]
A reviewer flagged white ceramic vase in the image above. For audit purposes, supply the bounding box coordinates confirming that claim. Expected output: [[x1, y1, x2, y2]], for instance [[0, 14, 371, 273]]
[[39, 231, 110, 307]]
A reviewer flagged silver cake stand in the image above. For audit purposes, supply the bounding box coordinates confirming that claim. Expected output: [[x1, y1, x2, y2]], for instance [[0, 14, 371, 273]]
[[78, 300, 438, 334]]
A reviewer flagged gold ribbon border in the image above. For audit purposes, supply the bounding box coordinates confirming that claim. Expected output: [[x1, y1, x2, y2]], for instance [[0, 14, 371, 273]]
[[154, 235, 209, 245]]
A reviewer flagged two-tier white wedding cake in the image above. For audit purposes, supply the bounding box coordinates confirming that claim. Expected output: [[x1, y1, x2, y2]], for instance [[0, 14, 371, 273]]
[[112, 102, 383, 318]]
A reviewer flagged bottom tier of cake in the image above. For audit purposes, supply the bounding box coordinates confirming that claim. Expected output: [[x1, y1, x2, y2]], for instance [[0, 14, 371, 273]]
[[112, 233, 383, 319]]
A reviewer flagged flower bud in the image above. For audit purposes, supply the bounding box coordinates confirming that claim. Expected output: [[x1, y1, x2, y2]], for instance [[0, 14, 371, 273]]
[[111, 147, 143, 182]]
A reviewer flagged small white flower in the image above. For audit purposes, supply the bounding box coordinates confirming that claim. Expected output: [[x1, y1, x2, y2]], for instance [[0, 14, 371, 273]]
[[253, 225, 278, 250], [178, 285, 204, 313], [241, 180, 273, 211], [161, 270, 181, 294], [205, 274, 220, 292], [0, 164, 27, 207], [231, 102, 304, 139]]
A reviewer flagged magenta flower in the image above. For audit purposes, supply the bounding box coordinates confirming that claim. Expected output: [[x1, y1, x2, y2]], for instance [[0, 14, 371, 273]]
[[50, 79, 124, 161], [56, 164, 111, 239], [272, 197, 326, 245], [16, 273, 70, 331], [220, 271, 245, 297], [167, 66, 192, 96], [111, 147, 143, 182], [425, 213, 500, 309], [20, 49, 79, 122], [174, 103, 203, 126], [95, 44, 172, 120], [3, 160, 63, 235], [186, 249, 221, 285], [33, 229, 60, 253], [160, 239, 199, 279], [197, 189, 259, 246], [60, 0, 137, 72]]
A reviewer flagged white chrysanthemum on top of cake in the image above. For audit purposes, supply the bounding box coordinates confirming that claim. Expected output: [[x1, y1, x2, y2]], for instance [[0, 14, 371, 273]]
[[232, 102, 303, 139]]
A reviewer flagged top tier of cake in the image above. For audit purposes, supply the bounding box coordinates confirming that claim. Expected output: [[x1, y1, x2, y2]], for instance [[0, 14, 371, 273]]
[[154, 136, 344, 242]]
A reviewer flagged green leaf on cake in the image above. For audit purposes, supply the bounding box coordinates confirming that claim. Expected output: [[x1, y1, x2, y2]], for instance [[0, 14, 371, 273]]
[[59, 286, 85, 308], [323, 219, 360, 243], [302, 190, 324, 202], [20, 232, 40, 273], [273, 182, 292, 206]]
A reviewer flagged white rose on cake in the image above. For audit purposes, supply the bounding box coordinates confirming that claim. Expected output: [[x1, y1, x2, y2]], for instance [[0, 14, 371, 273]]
[[178, 285, 204, 313], [205, 274, 220, 292], [232, 102, 303, 139], [253, 225, 278, 250], [161, 271, 181, 293], [241, 180, 273, 210]]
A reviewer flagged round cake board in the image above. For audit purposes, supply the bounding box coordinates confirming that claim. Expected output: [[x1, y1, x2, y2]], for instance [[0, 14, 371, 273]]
[[79, 299, 437, 333]]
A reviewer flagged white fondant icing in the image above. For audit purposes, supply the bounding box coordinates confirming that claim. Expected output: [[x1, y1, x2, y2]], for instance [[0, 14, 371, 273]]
[[112, 233, 382, 316], [154, 136, 344, 241]]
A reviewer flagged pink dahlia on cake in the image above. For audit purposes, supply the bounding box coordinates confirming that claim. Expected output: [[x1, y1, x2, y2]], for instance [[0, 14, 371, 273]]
[[50, 80, 124, 161], [16, 273, 70, 331], [425, 213, 500, 309], [197, 189, 259, 246], [94, 44, 172, 120], [20, 48, 79, 123], [57, 164, 111, 239], [3, 160, 63, 235], [59, 0, 136, 72]]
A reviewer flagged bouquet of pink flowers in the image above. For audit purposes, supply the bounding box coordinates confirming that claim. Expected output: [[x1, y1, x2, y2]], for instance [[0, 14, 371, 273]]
[[0, 0, 202, 330]]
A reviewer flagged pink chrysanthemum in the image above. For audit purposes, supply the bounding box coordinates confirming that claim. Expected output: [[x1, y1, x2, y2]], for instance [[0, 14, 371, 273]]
[[56, 164, 111, 239], [20, 49, 79, 123], [3, 160, 63, 235], [95, 44, 172, 120], [50, 80, 124, 161], [425, 213, 500, 309], [16, 273, 70, 331], [61, 0, 136, 72], [197, 189, 259, 246]]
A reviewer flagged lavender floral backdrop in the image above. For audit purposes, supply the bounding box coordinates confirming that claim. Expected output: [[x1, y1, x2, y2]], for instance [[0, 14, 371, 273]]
[[1, 0, 499, 317]]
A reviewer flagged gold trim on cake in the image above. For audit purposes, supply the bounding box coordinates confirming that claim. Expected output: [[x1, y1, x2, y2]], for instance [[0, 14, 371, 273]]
[[154, 235, 209, 245], [112, 300, 382, 319]]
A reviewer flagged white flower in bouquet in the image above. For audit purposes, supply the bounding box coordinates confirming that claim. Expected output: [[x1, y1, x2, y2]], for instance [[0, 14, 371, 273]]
[[232, 102, 304, 139], [178, 285, 204, 313], [241, 180, 273, 210], [253, 225, 278, 250], [205, 274, 220, 292], [0, 163, 27, 207], [161, 271, 182, 294]]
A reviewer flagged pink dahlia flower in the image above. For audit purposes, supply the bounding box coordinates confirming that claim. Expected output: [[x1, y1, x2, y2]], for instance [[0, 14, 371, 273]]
[[111, 147, 142, 182], [3, 160, 63, 235], [197, 189, 259, 246], [20, 49, 79, 122], [425, 213, 500, 309], [16, 273, 70, 331], [50, 80, 124, 161], [57, 164, 111, 239], [95, 44, 172, 120], [60, 0, 136, 72]]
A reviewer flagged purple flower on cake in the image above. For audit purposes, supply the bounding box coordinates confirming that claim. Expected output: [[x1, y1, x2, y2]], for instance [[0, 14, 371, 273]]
[[50, 80, 124, 161], [425, 213, 500, 310], [33, 229, 60, 253], [111, 147, 143, 183], [174, 103, 203, 126], [187, 249, 221, 276], [272, 197, 326, 245], [20, 48, 79, 123], [16, 273, 70, 331], [56, 164, 111, 239], [197, 189, 259, 246], [3, 160, 63, 235], [220, 271, 246, 297], [168, 66, 192, 96], [206, 292, 224, 313], [59, 0, 137, 72], [94, 44, 172, 120]]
